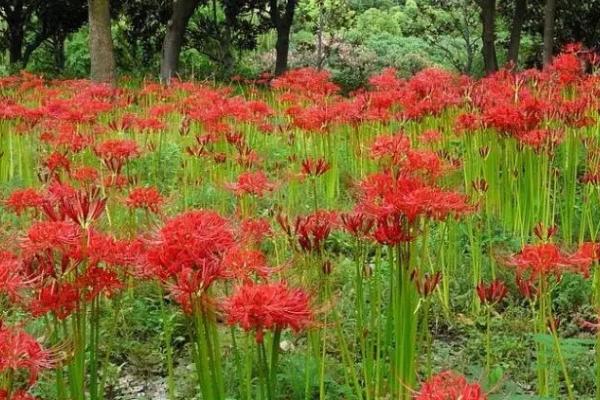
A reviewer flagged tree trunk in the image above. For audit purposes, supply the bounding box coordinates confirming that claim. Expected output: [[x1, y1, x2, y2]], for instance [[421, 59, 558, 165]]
[[7, 6, 25, 68], [542, 0, 557, 66], [275, 24, 292, 75], [160, 0, 201, 83], [316, 0, 324, 69], [22, 32, 48, 68], [272, 0, 297, 76], [88, 0, 116, 84], [479, 0, 498, 75], [54, 35, 67, 71], [507, 0, 527, 66]]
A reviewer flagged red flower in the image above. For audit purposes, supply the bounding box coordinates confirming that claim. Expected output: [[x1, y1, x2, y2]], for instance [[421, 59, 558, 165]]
[[145, 210, 235, 279], [4, 188, 44, 215], [301, 158, 331, 177], [415, 370, 486, 400], [125, 186, 164, 214], [21, 221, 81, 256], [357, 172, 472, 223], [70, 166, 100, 185], [29, 282, 79, 319], [0, 324, 53, 385], [222, 246, 271, 281], [515, 273, 538, 300], [225, 282, 313, 342], [43, 151, 70, 174], [565, 242, 600, 277], [239, 217, 272, 244], [226, 171, 275, 197], [372, 215, 414, 245], [169, 265, 225, 313], [0, 390, 40, 400], [476, 279, 507, 305], [370, 133, 411, 165], [413, 271, 442, 297], [0, 252, 33, 302], [59, 187, 107, 228], [507, 243, 568, 278], [290, 211, 338, 253], [340, 212, 374, 239], [76, 266, 122, 300], [94, 139, 140, 175]]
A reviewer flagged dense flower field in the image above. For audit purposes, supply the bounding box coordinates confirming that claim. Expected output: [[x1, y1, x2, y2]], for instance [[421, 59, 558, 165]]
[[2, 45, 600, 399]]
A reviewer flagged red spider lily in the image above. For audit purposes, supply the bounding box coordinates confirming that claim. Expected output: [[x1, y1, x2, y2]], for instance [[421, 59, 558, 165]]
[[236, 146, 262, 168], [0, 324, 53, 385], [454, 113, 480, 134], [41, 122, 91, 153], [125, 187, 164, 214], [239, 217, 272, 244], [224, 281, 314, 343], [372, 215, 414, 245], [70, 166, 100, 185], [476, 279, 507, 305], [225, 131, 245, 147], [127, 114, 166, 134], [75, 266, 122, 301], [144, 210, 235, 279], [43, 151, 70, 175], [419, 130, 442, 145], [415, 370, 487, 400], [20, 221, 81, 257], [94, 139, 140, 175], [168, 265, 226, 313], [533, 222, 558, 242], [225, 171, 275, 197], [4, 188, 44, 215], [566, 242, 600, 277], [271, 67, 339, 98], [29, 282, 79, 319], [301, 157, 331, 177], [221, 246, 271, 281], [369, 133, 411, 165], [340, 212, 375, 239], [0, 252, 35, 302], [59, 187, 107, 228], [516, 129, 564, 153], [404, 150, 450, 179], [0, 390, 40, 400], [515, 273, 538, 300], [357, 172, 473, 223], [283, 211, 338, 253], [471, 179, 488, 195], [507, 243, 569, 279], [549, 51, 583, 85], [413, 271, 442, 297], [103, 174, 130, 189]]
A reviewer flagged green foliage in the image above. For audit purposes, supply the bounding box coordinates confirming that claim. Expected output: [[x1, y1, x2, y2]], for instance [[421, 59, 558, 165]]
[[64, 27, 91, 77]]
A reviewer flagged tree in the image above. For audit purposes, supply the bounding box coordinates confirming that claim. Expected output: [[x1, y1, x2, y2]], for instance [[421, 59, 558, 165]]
[[185, 0, 267, 78], [477, 0, 498, 74], [160, 0, 202, 82], [417, 0, 481, 75], [542, 0, 556, 65], [89, 0, 116, 83], [120, 0, 170, 67], [24, 0, 88, 68], [507, 0, 527, 65], [0, 0, 87, 71], [0, 0, 38, 68], [269, 0, 298, 75], [500, 0, 600, 67]]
